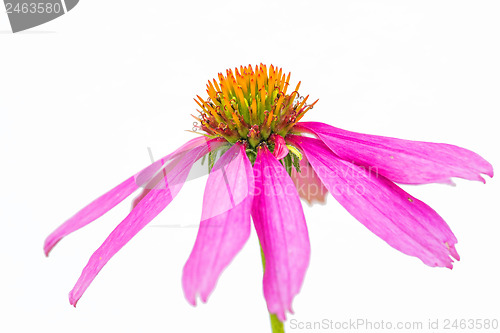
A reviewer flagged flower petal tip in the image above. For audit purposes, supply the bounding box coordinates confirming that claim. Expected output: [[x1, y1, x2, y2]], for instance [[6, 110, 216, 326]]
[[184, 292, 207, 307], [200, 293, 210, 304], [482, 162, 494, 179], [488, 168, 494, 178], [187, 297, 197, 307], [43, 237, 58, 257], [470, 160, 493, 183], [69, 294, 78, 307], [181, 284, 197, 306], [448, 245, 460, 261]]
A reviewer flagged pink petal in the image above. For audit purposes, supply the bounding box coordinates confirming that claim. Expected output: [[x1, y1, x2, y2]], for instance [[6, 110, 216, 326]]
[[182, 142, 254, 305], [44, 136, 215, 256], [131, 188, 151, 210], [289, 154, 328, 205], [68, 139, 221, 306], [252, 145, 310, 321], [288, 135, 459, 268], [295, 122, 493, 185], [269, 134, 289, 160], [133, 137, 223, 189]]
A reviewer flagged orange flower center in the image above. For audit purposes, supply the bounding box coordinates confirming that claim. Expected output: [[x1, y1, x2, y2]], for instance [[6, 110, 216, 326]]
[[192, 64, 318, 148]]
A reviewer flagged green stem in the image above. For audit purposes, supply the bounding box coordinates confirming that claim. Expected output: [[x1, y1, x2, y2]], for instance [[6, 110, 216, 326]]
[[269, 314, 285, 333], [260, 244, 285, 333]]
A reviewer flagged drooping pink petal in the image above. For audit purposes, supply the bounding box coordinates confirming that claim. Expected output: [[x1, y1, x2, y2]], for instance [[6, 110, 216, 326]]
[[252, 145, 310, 322], [130, 159, 171, 210], [182, 142, 254, 305], [290, 155, 328, 205], [130, 172, 165, 210], [68, 139, 223, 306], [133, 137, 224, 189], [44, 136, 214, 256], [131, 188, 151, 210], [288, 135, 459, 268], [295, 122, 493, 185], [269, 133, 289, 160]]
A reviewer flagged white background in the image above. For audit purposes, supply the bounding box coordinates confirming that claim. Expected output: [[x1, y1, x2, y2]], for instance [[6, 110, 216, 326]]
[[1, 1, 499, 332]]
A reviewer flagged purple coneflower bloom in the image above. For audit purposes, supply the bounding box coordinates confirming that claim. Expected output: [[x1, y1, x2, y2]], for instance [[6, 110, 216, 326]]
[[45, 64, 493, 325]]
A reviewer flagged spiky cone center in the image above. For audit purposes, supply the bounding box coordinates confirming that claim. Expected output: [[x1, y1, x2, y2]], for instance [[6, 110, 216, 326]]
[[192, 64, 318, 149]]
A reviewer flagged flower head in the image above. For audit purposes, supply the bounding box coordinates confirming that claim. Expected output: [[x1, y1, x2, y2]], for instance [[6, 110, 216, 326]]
[[45, 64, 493, 328], [193, 64, 317, 147]]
